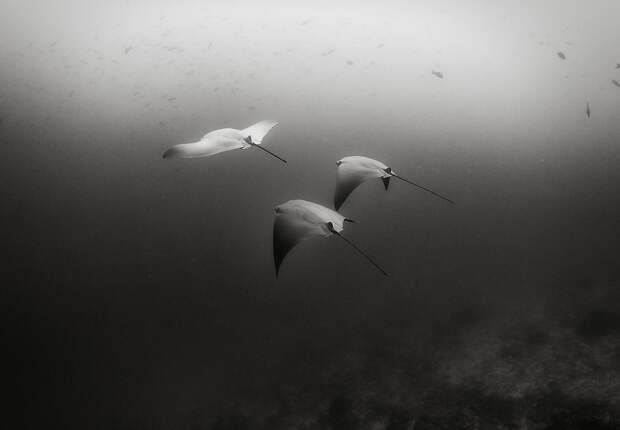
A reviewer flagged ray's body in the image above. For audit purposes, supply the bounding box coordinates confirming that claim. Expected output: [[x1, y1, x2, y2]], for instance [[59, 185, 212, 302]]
[[163, 120, 285, 162], [273, 199, 387, 277], [334, 156, 454, 210]]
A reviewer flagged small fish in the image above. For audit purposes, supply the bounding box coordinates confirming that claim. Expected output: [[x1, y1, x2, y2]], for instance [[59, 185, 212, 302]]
[[124, 46, 132, 54], [321, 48, 336, 56], [586, 102, 591, 118], [557, 51, 566, 60], [616, 63, 620, 69], [346, 60, 354, 66], [432, 70, 444, 79], [613, 80, 620, 87]]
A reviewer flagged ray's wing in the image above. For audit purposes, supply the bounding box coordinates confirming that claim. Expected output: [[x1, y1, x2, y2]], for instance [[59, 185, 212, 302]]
[[334, 163, 382, 210], [163, 136, 243, 159], [273, 208, 326, 275], [381, 176, 391, 190], [162, 142, 205, 159], [199, 135, 245, 156], [241, 120, 278, 145]]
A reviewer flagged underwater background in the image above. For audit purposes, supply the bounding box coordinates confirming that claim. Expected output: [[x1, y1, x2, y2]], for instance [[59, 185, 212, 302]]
[[2, 0, 620, 428]]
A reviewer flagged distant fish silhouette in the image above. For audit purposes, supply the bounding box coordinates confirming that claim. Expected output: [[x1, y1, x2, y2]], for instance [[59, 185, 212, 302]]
[[616, 63, 620, 69], [321, 48, 336, 56], [612, 80, 620, 87], [432, 70, 444, 79], [124, 46, 132, 54], [557, 52, 566, 60], [586, 102, 591, 118]]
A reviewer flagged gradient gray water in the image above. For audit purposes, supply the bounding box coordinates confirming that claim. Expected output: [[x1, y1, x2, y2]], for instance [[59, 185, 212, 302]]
[[2, 1, 620, 428]]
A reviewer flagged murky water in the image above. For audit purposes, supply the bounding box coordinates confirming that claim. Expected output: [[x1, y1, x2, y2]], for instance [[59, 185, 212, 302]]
[[2, 1, 620, 428]]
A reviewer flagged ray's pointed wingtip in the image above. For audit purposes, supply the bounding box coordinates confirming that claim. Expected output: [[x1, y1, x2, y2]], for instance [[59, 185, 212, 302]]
[[382, 176, 391, 190], [274, 256, 283, 278]]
